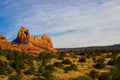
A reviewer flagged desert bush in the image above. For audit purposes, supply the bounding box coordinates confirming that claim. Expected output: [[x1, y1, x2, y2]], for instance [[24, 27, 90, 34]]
[[10, 60, 25, 72], [99, 61, 120, 80], [32, 77, 45, 80], [9, 75, 22, 80], [94, 58, 105, 69], [0, 60, 13, 75], [38, 53, 53, 60], [64, 66, 72, 73], [38, 53, 52, 66], [62, 59, 72, 64], [107, 59, 116, 66], [98, 72, 110, 80], [58, 52, 66, 60], [37, 65, 44, 74], [53, 62, 62, 68], [89, 70, 99, 79], [72, 76, 91, 80], [78, 57, 86, 62], [106, 54, 114, 58], [24, 65, 36, 75], [42, 70, 54, 80], [64, 64, 78, 73], [107, 57, 120, 66], [72, 55, 77, 58], [42, 59, 49, 66], [45, 64, 55, 72], [97, 58, 105, 63], [58, 55, 64, 60], [70, 64, 78, 71], [110, 64, 120, 80], [92, 56, 97, 63], [94, 63, 105, 69]]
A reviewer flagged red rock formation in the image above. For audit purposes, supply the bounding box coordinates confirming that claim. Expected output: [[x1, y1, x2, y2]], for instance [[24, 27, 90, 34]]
[[0, 35, 11, 50], [0, 27, 57, 54], [41, 34, 53, 48], [12, 27, 57, 53], [0, 35, 7, 42]]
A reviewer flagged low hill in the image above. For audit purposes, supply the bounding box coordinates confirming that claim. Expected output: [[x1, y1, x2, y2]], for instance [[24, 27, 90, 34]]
[[57, 44, 120, 51]]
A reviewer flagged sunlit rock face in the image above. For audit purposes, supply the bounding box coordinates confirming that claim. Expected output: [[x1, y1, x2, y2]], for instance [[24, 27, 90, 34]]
[[0, 27, 57, 54], [13, 27, 55, 50], [13, 27, 31, 43], [0, 35, 9, 50], [0, 35, 7, 42]]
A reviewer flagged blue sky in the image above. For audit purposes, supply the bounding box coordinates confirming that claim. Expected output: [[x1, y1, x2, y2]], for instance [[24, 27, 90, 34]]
[[0, 0, 120, 48]]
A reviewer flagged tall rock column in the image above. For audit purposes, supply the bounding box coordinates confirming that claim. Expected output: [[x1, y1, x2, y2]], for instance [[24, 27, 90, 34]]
[[13, 27, 31, 43]]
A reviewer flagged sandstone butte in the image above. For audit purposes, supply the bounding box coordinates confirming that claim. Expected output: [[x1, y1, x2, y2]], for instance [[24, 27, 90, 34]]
[[0, 27, 57, 54]]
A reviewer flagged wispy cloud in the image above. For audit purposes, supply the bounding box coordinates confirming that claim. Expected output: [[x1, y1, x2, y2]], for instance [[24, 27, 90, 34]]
[[0, 0, 120, 48]]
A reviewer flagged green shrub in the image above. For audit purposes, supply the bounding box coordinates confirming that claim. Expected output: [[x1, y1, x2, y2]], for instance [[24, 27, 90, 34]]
[[38, 53, 53, 60], [62, 59, 72, 64], [78, 57, 86, 62], [64, 64, 78, 73], [97, 58, 105, 63], [64, 66, 72, 73], [70, 64, 78, 71], [24, 63, 35, 75], [58, 56, 64, 60], [45, 64, 55, 72], [98, 72, 110, 80], [72, 76, 91, 80], [32, 77, 45, 80], [9, 75, 22, 80], [42, 70, 54, 80], [94, 63, 105, 69], [42, 59, 49, 66], [72, 55, 77, 58], [110, 65, 120, 80], [0, 60, 13, 75], [37, 65, 44, 74], [24, 68, 35, 75], [107, 57, 120, 66], [92, 57, 97, 63], [94, 58, 105, 69], [10, 60, 25, 74], [107, 59, 116, 66], [53, 62, 62, 68], [89, 70, 99, 79]]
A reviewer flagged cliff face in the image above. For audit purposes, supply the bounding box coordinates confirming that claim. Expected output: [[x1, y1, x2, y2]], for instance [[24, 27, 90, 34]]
[[0, 27, 57, 54]]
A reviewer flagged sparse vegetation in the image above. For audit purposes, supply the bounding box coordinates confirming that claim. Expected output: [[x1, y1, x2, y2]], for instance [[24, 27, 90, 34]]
[[89, 70, 99, 79], [62, 59, 72, 64], [0, 49, 120, 80], [78, 57, 86, 62], [53, 61, 62, 68], [9, 75, 23, 80]]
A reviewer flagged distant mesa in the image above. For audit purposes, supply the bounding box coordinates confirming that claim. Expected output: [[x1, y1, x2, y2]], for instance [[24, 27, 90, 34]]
[[0, 27, 57, 54]]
